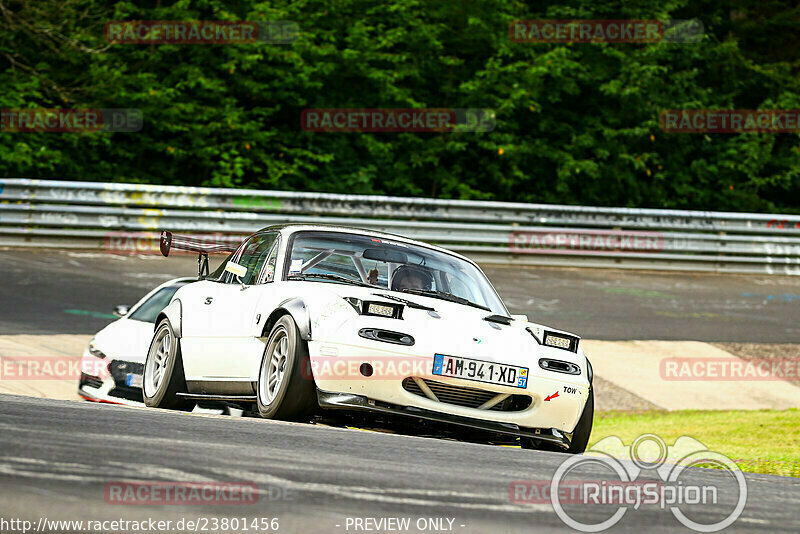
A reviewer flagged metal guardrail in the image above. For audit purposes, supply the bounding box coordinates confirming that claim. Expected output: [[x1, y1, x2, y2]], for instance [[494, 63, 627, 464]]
[[1, 178, 799, 275]]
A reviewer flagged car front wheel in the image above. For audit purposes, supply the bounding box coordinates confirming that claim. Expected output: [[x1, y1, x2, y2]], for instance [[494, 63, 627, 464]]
[[256, 315, 317, 421], [143, 318, 192, 410], [521, 388, 594, 454]]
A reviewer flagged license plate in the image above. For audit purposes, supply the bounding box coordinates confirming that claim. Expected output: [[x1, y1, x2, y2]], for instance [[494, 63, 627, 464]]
[[432, 354, 528, 389], [125, 373, 143, 388]]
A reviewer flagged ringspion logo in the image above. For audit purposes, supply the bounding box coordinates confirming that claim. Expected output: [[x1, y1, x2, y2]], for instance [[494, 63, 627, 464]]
[[527, 434, 747, 532]]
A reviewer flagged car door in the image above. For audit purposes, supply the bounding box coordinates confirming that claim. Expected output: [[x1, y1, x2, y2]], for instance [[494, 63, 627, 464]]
[[179, 249, 237, 366], [181, 233, 279, 383]]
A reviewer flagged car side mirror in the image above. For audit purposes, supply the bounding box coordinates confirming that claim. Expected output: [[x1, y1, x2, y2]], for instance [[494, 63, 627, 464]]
[[113, 305, 130, 318], [511, 314, 529, 323], [224, 261, 249, 289]]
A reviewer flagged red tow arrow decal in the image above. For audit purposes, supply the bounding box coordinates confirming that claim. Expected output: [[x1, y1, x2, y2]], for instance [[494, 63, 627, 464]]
[[544, 391, 559, 402]]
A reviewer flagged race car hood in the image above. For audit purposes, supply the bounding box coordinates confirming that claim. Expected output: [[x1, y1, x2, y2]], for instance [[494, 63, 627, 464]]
[[295, 282, 588, 376]]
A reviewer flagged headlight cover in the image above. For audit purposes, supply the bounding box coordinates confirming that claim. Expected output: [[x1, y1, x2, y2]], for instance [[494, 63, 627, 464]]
[[88, 339, 107, 359]]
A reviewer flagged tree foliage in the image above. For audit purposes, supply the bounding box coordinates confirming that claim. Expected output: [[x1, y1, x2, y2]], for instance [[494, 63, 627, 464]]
[[1, 0, 798, 212]]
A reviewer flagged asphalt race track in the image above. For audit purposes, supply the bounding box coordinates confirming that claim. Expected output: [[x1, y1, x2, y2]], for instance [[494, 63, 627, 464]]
[[0, 394, 797, 534], [1, 248, 798, 533], [2, 249, 800, 342]]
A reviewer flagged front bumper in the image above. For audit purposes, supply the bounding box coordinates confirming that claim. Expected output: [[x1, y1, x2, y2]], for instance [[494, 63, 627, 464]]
[[317, 390, 571, 449], [78, 358, 144, 406], [309, 340, 590, 435]]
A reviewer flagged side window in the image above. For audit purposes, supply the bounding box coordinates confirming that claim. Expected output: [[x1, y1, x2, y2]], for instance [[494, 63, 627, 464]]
[[209, 251, 235, 282], [262, 236, 281, 283], [128, 285, 185, 323], [236, 233, 278, 285]]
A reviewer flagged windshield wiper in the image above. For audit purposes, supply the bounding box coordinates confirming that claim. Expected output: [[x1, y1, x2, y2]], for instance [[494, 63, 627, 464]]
[[373, 293, 436, 312], [399, 289, 491, 311], [288, 273, 373, 288]]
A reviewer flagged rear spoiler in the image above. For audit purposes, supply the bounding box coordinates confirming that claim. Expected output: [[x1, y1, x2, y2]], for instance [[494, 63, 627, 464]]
[[159, 231, 238, 278], [159, 231, 238, 257]]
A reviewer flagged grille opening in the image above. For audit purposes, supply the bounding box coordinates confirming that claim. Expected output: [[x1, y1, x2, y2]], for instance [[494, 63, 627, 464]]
[[376, 331, 407, 343], [110, 361, 144, 386], [108, 385, 144, 402], [358, 328, 414, 346], [539, 358, 580, 375], [402, 377, 532, 412]]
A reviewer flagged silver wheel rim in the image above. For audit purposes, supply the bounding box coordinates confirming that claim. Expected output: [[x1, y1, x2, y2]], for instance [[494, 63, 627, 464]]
[[144, 325, 172, 398], [260, 327, 288, 405]]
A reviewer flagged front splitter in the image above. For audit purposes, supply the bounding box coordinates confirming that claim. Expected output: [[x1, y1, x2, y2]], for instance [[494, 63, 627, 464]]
[[316, 389, 571, 450]]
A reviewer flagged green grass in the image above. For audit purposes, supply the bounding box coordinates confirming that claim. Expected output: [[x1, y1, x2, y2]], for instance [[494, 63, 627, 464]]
[[590, 409, 800, 477]]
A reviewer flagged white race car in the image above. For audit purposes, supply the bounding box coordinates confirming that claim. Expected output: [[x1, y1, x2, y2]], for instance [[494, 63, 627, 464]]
[[144, 225, 594, 452], [79, 277, 194, 405]]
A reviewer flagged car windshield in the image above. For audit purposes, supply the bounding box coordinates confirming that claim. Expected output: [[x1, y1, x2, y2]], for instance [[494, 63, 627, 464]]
[[286, 231, 507, 314], [128, 283, 188, 323]]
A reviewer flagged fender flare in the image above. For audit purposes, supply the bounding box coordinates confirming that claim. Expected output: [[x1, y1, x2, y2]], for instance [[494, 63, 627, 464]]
[[262, 298, 312, 341], [156, 299, 183, 338]]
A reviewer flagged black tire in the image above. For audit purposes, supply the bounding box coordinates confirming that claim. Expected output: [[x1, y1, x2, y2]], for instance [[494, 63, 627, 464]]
[[521, 388, 594, 454], [142, 318, 192, 410], [256, 315, 317, 421]]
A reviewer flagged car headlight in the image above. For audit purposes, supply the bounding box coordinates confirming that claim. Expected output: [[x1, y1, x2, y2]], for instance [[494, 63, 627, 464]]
[[88, 339, 107, 359], [366, 303, 395, 317], [343, 298, 404, 319], [543, 331, 579, 352], [544, 333, 571, 349], [526, 327, 580, 353]]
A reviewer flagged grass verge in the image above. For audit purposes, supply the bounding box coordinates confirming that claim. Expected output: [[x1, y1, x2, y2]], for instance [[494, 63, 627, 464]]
[[590, 409, 799, 477]]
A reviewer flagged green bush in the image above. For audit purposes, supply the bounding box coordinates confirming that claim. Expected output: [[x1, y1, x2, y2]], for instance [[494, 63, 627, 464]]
[[1, 0, 798, 212]]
